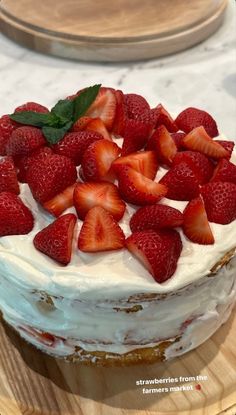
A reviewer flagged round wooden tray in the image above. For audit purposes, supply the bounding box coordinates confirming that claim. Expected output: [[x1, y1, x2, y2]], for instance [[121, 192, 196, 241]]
[[0, 0, 228, 61], [0, 309, 235, 415]]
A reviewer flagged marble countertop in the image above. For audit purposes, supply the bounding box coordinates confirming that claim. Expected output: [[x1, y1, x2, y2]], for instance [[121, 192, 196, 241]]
[[0, 1, 235, 138]]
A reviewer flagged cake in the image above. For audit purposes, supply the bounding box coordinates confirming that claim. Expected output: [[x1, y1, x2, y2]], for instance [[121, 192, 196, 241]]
[[0, 85, 235, 366]]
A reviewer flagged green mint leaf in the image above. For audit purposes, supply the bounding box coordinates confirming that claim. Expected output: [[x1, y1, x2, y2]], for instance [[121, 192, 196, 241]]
[[73, 84, 101, 122], [10, 111, 52, 127], [51, 99, 74, 122], [42, 121, 73, 145]]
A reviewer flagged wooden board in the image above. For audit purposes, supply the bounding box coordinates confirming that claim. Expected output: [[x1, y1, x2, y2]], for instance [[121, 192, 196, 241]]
[[0, 0, 228, 61], [0, 309, 235, 415]]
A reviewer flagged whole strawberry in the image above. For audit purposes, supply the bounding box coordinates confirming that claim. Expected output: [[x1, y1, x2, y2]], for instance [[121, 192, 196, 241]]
[[0, 192, 34, 236], [0, 156, 19, 194], [0, 115, 18, 156], [201, 181, 236, 224], [27, 154, 77, 203], [6, 126, 46, 158], [14, 102, 49, 114]]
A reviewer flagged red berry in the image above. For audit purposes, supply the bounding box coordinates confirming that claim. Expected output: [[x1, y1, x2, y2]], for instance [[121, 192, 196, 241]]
[[155, 104, 178, 132], [130, 204, 183, 233], [85, 118, 111, 140], [147, 125, 177, 166], [17, 147, 53, 183], [33, 213, 76, 265], [6, 126, 46, 158], [14, 102, 49, 114], [112, 150, 158, 180], [43, 183, 77, 217], [214, 140, 235, 159], [182, 126, 229, 159], [211, 158, 236, 184], [0, 192, 34, 236], [124, 93, 150, 120], [0, 156, 19, 194], [112, 90, 126, 136], [201, 181, 236, 225], [173, 151, 214, 184], [0, 115, 18, 156], [183, 196, 214, 245], [171, 132, 186, 149], [85, 87, 116, 131], [175, 107, 219, 137], [121, 119, 152, 156], [125, 229, 182, 283]]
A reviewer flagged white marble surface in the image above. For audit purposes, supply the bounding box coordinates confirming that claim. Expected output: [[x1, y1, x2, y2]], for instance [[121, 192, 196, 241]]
[[0, 1, 235, 138]]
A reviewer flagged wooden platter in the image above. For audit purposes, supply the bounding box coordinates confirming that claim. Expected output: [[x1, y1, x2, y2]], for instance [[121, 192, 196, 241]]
[[0, 0, 228, 61], [0, 309, 235, 415]]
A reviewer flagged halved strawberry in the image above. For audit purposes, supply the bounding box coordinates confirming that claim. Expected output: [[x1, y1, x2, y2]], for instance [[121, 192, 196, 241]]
[[125, 229, 182, 283], [0, 192, 34, 236], [182, 126, 229, 159], [112, 151, 158, 180], [78, 206, 125, 252], [17, 147, 53, 183], [6, 126, 46, 158], [211, 158, 236, 184], [121, 119, 152, 156], [53, 131, 103, 165], [85, 118, 111, 140], [112, 90, 126, 136], [214, 140, 235, 159], [117, 166, 167, 205], [0, 115, 19, 156], [159, 162, 200, 201], [130, 204, 183, 233], [124, 93, 150, 120], [43, 183, 77, 217], [155, 104, 178, 132], [72, 116, 92, 132], [183, 196, 214, 245], [33, 213, 76, 265], [14, 102, 49, 114], [0, 156, 19, 194], [201, 181, 236, 224], [175, 107, 219, 137], [173, 151, 214, 184], [74, 182, 126, 221], [81, 139, 120, 182], [146, 125, 177, 166], [86, 87, 116, 131]]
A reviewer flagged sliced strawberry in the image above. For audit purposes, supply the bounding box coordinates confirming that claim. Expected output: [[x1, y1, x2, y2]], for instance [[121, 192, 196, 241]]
[[173, 151, 214, 184], [53, 131, 103, 165], [81, 139, 120, 182], [43, 183, 77, 217], [6, 126, 46, 158], [211, 158, 236, 184], [85, 118, 111, 140], [85, 87, 116, 131], [0, 115, 19, 156], [171, 132, 186, 149], [214, 140, 235, 159], [0, 192, 34, 236], [147, 125, 177, 166], [17, 147, 53, 183], [78, 206, 125, 252], [117, 166, 167, 206], [124, 93, 150, 120], [175, 107, 219, 137], [14, 102, 49, 113], [130, 204, 183, 233], [159, 162, 200, 201], [33, 213, 76, 265], [27, 154, 77, 203], [182, 126, 229, 159], [72, 116, 92, 132], [0, 156, 19, 194], [155, 104, 178, 132], [112, 151, 158, 180], [125, 229, 182, 283], [112, 90, 126, 136], [183, 196, 214, 245], [74, 181, 126, 221], [121, 119, 152, 156], [201, 181, 236, 224]]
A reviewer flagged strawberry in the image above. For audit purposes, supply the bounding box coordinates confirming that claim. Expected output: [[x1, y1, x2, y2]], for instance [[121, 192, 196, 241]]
[[85, 87, 116, 130], [159, 162, 200, 201], [0, 156, 19, 194], [14, 102, 49, 113], [0, 115, 18, 156], [214, 140, 235, 159], [27, 154, 77, 203], [17, 147, 53, 183], [72, 116, 92, 132], [130, 204, 183, 233], [53, 131, 103, 166], [74, 181, 126, 221], [155, 104, 178, 132], [211, 158, 236, 184], [112, 90, 126, 136], [125, 229, 182, 283], [171, 132, 186, 149], [201, 181, 236, 224], [183, 196, 214, 245], [78, 206, 125, 252], [43, 183, 77, 217], [182, 126, 229, 159], [124, 93, 150, 120], [0, 192, 34, 236], [85, 118, 111, 140], [6, 126, 46, 158], [175, 107, 219, 137], [146, 125, 177, 166], [112, 151, 158, 180], [173, 151, 214, 184], [117, 166, 167, 205], [33, 213, 76, 265], [121, 119, 152, 156], [81, 139, 120, 182]]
